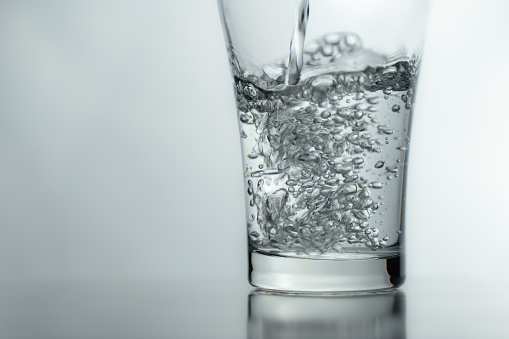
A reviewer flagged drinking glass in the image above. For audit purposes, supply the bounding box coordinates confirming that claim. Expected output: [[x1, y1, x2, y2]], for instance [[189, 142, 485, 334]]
[[218, 0, 430, 291]]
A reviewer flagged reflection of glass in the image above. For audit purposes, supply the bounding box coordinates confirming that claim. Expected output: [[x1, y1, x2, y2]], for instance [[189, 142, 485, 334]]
[[248, 290, 406, 339], [218, 0, 430, 291]]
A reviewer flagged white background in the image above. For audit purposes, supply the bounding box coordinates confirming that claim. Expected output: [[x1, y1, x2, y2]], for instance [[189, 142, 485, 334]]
[[0, 0, 508, 289]]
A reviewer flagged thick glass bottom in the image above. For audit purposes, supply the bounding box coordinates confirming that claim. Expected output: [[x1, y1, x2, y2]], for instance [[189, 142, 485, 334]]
[[249, 250, 404, 292]]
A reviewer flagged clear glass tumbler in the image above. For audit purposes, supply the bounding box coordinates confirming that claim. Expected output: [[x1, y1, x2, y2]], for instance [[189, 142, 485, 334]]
[[218, 0, 430, 291]]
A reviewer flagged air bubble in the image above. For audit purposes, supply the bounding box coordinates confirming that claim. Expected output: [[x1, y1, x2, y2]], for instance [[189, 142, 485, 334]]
[[239, 113, 253, 124], [325, 178, 339, 185], [353, 93, 364, 101], [353, 210, 370, 220], [382, 66, 397, 75], [301, 169, 311, 177], [342, 184, 358, 194], [321, 45, 334, 57], [392, 105, 401, 112], [303, 105, 316, 113], [244, 84, 258, 99], [344, 175, 359, 183], [320, 187, 333, 195], [298, 153, 319, 162], [324, 33, 341, 45], [320, 111, 331, 119], [370, 239, 380, 250], [251, 170, 264, 177], [367, 97, 379, 105], [359, 188, 370, 197], [370, 182, 384, 189], [286, 179, 298, 186], [375, 161, 385, 168], [343, 33, 359, 49]]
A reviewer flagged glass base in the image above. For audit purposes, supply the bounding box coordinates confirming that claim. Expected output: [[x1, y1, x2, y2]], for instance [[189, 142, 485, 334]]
[[249, 251, 404, 292]]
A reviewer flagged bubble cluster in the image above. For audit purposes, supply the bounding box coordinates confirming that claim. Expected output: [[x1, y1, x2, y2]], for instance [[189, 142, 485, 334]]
[[236, 35, 416, 256], [303, 32, 362, 66]]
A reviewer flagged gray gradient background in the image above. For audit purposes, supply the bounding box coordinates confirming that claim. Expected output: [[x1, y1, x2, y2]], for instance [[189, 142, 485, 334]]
[[0, 0, 508, 290]]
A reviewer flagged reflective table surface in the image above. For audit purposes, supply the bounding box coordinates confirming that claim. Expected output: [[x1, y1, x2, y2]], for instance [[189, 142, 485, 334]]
[[1, 277, 508, 339]]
